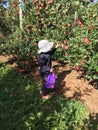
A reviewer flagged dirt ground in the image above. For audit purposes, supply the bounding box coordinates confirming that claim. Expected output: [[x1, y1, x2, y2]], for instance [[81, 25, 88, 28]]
[[0, 55, 98, 116], [52, 61, 98, 115]]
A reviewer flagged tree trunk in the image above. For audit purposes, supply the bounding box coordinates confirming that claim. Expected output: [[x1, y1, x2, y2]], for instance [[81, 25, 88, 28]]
[[19, 0, 23, 29]]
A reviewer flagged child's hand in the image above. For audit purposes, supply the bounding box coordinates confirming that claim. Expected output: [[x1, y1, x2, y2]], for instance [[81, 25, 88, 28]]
[[50, 68, 53, 73], [56, 43, 61, 48]]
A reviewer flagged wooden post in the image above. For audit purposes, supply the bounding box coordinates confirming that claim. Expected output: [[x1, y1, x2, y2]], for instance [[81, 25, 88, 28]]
[[74, 11, 77, 22], [19, 0, 23, 29]]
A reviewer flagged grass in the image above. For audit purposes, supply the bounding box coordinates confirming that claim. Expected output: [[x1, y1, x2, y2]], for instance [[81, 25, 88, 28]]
[[0, 62, 41, 130], [0, 61, 98, 130]]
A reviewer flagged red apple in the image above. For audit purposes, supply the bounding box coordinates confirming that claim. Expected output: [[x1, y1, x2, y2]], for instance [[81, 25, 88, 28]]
[[64, 46, 69, 50], [63, 40, 67, 44], [75, 66, 80, 71], [83, 38, 90, 43], [67, 23, 71, 27], [19, 35, 23, 39]]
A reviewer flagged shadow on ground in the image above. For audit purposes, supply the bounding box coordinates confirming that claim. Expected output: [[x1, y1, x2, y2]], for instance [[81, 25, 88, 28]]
[[0, 63, 71, 130], [88, 113, 98, 130], [0, 64, 41, 130], [89, 79, 98, 89], [0, 60, 98, 130], [53, 63, 71, 95]]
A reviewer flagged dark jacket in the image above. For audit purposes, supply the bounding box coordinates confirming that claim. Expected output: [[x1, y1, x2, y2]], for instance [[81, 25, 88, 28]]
[[38, 48, 56, 75]]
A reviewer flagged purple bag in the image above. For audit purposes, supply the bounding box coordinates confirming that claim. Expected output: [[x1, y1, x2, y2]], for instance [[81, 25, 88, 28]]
[[46, 73, 56, 89]]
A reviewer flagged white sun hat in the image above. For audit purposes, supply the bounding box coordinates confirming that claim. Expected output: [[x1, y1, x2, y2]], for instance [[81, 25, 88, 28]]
[[38, 39, 54, 54]]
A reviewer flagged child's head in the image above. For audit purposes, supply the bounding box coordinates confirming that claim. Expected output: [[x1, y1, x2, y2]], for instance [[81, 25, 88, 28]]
[[38, 39, 54, 54]]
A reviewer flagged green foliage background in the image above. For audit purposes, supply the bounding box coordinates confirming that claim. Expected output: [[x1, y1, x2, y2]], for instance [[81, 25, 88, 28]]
[[0, 1, 98, 78]]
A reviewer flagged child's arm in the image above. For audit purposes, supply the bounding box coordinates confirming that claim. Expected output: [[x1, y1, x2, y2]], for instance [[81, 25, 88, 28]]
[[49, 48, 56, 55], [49, 43, 61, 55]]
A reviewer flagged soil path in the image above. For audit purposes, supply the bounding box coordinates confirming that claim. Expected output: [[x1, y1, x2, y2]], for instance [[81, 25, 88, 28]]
[[52, 61, 98, 115], [0, 55, 98, 115]]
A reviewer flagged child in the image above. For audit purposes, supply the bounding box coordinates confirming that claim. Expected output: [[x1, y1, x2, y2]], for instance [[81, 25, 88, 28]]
[[37, 39, 59, 99]]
